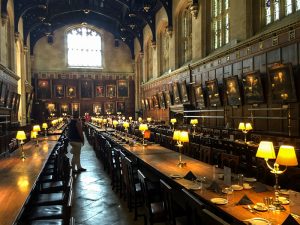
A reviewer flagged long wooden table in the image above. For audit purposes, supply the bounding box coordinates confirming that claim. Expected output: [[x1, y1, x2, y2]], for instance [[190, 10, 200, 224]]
[[0, 135, 60, 225], [97, 129, 300, 225]]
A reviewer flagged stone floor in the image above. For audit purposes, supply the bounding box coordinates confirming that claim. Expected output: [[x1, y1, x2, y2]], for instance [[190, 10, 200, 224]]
[[68, 138, 145, 225]]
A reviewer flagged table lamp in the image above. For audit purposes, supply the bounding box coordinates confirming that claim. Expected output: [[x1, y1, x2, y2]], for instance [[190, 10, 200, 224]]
[[16, 131, 27, 159], [190, 119, 198, 135], [256, 141, 298, 206], [138, 117, 143, 123], [173, 130, 189, 167], [238, 122, 252, 143], [129, 117, 133, 122], [33, 125, 41, 146], [42, 123, 48, 138], [139, 123, 148, 146], [170, 118, 177, 131], [147, 117, 152, 124]]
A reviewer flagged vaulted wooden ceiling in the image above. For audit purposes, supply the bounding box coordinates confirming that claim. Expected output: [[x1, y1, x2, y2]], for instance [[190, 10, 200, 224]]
[[3, 0, 175, 57]]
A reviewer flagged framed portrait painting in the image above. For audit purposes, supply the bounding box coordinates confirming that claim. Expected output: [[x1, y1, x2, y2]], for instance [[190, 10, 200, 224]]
[[60, 103, 69, 114], [268, 63, 297, 103], [71, 103, 80, 115], [158, 92, 166, 109], [164, 91, 172, 108], [242, 72, 264, 104], [141, 99, 145, 110], [116, 101, 125, 113], [194, 84, 206, 109], [104, 102, 115, 114], [145, 98, 150, 110], [0, 81, 7, 106], [95, 85, 105, 97], [81, 80, 93, 98], [180, 80, 189, 103], [46, 103, 56, 114], [37, 80, 51, 99], [117, 80, 129, 98], [93, 103, 102, 115], [224, 76, 242, 106], [106, 85, 116, 98], [152, 95, 159, 108], [66, 85, 76, 98], [205, 79, 222, 107], [54, 84, 65, 98], [172, 82, 181, 104]]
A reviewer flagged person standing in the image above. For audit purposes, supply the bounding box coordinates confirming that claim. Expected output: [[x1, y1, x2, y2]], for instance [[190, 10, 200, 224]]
[[67, 113, 86, 173]]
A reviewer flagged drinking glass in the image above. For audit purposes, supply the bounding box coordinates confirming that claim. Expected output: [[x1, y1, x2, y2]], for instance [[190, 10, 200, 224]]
[[237, 174, 244, 186], [223, 187, 234, 205]]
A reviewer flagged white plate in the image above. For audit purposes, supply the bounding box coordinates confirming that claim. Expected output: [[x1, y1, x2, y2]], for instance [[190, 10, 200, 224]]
[[231, 185, 243, 191], [244, 177, 257, 182], [279, 189, 289, 195], [278, 196, 289, 205], [244, 218, 271, 225], [188, 185, 201, 190], [253, 205, 268, 212], [210, 198, 228, 205], [170, 174, 183, 179]]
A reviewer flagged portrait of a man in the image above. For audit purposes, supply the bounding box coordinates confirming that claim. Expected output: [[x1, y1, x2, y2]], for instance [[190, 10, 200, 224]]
[[72, 103, 80, 115], [104, 102, 115, 114], [93, 103, 102, 115], [66, 86, 76, 98], [117, 101, 125, 113], [106, 85, 116, 98], [81, 80, 93, 98], [55, 85, 65, 98], [164, 91, 171, 107], [158, 92, 165, 109], [172, 82, 181, 104], [242, 72, 264, 104], [224, 76, 241, 106], [95, 85, 105, 97], [194, 84, 205, 108], [37, 80, 51, 99], [117, 80, 129, 98]]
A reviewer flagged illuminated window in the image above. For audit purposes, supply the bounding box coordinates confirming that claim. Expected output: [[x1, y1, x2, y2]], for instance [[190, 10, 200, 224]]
[[265, 0, 300, 25], [67, 27, 102, 68], [179, 8, 192, 66], [211, 0, 230, 50]]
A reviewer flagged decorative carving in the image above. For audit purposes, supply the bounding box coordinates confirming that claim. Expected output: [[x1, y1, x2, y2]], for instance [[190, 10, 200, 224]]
[[289, 30, 295, 41], [189, 3, 199, 19], [272, 36, 278, 46]]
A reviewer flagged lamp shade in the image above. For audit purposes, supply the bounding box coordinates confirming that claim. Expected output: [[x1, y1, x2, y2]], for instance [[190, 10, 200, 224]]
[[245, 123, 252, 131], [16, 131, 26, 141], [190, 119, 198, 125], [173, 130, 181, 141], [170, 118, 177, 124], [33, 125, 41, 132], [256, 141, 276, 159], [113, 120, 119, 126], [123, 122, 129, 128], [31, 131, 37, 139], [276, 145, 298, 166], [139, 124, 148, 131], [42, 123, 48, 129], [129, 116, 133, 121], [138, 117, 143, 122], [238, 122, 245, 130], [179, 131, 189, 143]]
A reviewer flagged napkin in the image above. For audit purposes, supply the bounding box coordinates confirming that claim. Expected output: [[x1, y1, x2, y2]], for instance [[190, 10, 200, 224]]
[[253, 183, 268, 193], [207, 181, 222, 194], [282, 214, 299, 225], [236, 194, 254, 205], [184, 171, 197, 181]]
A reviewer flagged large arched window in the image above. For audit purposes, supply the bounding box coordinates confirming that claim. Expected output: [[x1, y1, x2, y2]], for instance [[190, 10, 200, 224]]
[[67, 27, 102, 68], [211, 0, 230, 50], [264, 0, 300, 25], [179, 7, 192, 66], [145, 40, 153, 81], [159, 30, 169, 75]]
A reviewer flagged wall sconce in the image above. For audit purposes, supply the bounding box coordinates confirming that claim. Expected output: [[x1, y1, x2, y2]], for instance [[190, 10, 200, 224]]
[[173, 130, 189, 167], [238, 122, 252, 143], [16, 131, 27, 159]]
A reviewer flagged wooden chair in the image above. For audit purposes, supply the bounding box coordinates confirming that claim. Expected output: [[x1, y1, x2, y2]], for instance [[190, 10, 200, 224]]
[[221, 153, 240, 173], [189, 142, 200, 159], [199, 145, 211, 164], [211, 148, 226, 167], [138, 170, 167, 225]]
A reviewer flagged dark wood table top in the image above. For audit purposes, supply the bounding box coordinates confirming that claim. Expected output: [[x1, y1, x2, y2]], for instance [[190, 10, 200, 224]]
[[0, 136, 60, 225], [99, 131, 299, 224]]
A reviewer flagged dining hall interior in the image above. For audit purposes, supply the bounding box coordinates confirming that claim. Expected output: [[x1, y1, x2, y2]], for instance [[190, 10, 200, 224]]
[[1, 0, 300, 224]]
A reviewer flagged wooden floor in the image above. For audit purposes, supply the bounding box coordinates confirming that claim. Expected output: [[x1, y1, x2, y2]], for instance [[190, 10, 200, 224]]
[[69, 136, 146, 225]]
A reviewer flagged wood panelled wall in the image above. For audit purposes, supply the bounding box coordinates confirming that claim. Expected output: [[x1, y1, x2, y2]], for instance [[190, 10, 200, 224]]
[[142, 22, 300, 138], [32, 72, 135, 122]]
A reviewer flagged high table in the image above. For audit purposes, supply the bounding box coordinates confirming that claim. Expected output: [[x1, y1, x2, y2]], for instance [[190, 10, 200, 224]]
[[98, 130, 300, 225], [0, 135, 60, 225]]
